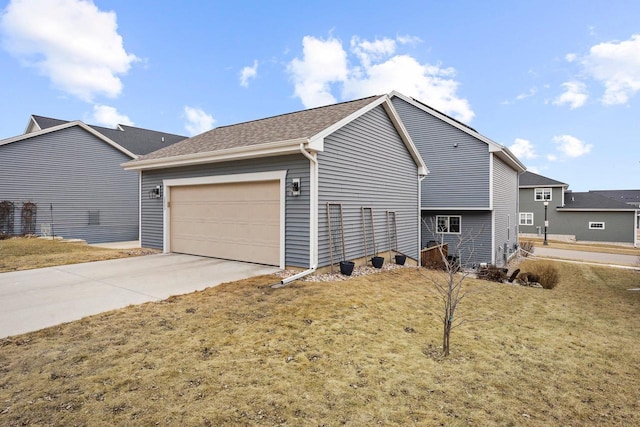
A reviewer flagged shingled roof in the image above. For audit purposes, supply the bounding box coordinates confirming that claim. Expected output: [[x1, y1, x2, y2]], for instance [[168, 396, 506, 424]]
[[519, 171, 568, 188], [31, 115, 187, 156], [558, 191, 635, 210], [590, 190, 640, 207], [135, 95, 383, 161]]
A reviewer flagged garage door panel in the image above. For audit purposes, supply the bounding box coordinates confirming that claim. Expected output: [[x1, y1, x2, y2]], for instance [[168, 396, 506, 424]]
[[169, 180, 281, 266]]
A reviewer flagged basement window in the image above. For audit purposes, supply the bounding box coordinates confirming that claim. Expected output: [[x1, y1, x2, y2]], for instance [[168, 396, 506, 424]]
[[589, 222, 605, 230]]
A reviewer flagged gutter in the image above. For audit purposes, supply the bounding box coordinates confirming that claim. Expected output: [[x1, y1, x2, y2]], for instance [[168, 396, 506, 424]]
[[272, 143, 319, 287]]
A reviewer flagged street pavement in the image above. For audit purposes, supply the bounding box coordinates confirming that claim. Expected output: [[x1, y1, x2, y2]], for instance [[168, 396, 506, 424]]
[[534, 246, 638, 267]]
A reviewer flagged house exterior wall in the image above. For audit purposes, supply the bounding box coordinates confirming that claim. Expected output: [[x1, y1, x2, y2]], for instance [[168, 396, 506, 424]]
[[140, 154, 311, 267], [391, 97, 491, 209], [519, 187, 635, 243], [0, 126, 138, 243], [421, 210, 493, 266], [518, 187, 565, 236], [552, 210, 635, 243], [317, 105, 419, 267], [492, 155, 519, 265]]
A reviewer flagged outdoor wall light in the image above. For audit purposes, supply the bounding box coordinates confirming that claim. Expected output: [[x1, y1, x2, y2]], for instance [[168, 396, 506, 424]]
[[291, 178, 301, 196], [148, 185, 162, 200]]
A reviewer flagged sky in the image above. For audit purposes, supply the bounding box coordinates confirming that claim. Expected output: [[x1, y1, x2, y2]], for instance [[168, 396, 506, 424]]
[[0, 0, 638, 191]]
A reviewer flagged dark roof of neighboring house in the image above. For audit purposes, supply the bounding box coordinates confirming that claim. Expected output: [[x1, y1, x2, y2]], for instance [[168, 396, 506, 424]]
[[590, 190, 640, 207], [135, 95, 383, 161], [31, 115, 188, 156], [519, 171, 568, 187], [558, 191, 635, 210]]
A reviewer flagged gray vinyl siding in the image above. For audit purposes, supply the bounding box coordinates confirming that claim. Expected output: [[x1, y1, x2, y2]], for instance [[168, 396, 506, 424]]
[[141, 154, 310, 267], [421, 210, 493, 266], [317, 105, 419, 267], [518, 187, 635, 243], [0, 126, 138, 243], [518, 187, 565, 235], [392, 97, 490, 208], [552, 211, 635, 243], [492, 155, 519, 266]]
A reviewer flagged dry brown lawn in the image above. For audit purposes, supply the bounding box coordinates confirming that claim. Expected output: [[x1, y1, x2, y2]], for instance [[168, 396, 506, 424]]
[[0, 237, 156, 273], [1, 260, 639, 426]]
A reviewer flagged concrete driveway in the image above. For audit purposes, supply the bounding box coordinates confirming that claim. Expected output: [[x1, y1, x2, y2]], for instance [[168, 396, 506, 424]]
[[0, 254, 279, 338]]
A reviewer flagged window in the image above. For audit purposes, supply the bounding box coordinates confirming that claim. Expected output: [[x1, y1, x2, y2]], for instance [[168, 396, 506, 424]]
[[519, 212, 534, 225], [436, 215, 461, 234], [534, 188, 552, 201], [589, 222, 605, 230]]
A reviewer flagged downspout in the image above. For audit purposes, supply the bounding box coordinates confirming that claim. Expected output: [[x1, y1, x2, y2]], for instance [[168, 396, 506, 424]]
[[274, 143, 318, 286], [418, 174, 427, 266]]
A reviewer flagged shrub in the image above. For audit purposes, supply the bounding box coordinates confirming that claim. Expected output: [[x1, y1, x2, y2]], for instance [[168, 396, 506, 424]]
[[519, 262, 559, 289], [520, 240, 534, 257]]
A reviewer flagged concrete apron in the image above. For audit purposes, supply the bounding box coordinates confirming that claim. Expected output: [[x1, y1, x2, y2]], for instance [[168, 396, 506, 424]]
[[0, 253, 279, 339]]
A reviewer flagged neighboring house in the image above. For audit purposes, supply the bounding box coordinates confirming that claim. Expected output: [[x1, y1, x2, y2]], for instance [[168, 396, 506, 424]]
[[519, 171, 638, 246], [389, 91, 526, 267], [123, 95, 427, 271], [590, 189, 640, 229], [0, 115, 186, 243]]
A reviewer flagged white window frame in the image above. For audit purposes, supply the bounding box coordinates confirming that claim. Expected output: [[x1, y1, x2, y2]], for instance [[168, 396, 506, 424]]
[[534, 188, 552, 201], [589, 222, 605, 230], [519, 212, 534, 226], [436, 215, 461, 234]]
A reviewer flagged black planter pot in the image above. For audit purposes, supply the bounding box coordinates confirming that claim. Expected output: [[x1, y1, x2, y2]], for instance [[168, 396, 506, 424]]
[[371, 256, 384, 269], [339, 261, 355, 276], [395, 254, 407, 265]]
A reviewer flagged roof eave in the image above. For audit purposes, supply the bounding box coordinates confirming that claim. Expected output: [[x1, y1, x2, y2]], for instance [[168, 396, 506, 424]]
[[519, 184, 568, 189], [122, 138, 309, 171]]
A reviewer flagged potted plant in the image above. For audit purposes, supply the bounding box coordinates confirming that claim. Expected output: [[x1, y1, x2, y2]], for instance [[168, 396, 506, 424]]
[[339, 260, 355, 276], [394, 254, 406, 265], [371, 255, 384, 269]]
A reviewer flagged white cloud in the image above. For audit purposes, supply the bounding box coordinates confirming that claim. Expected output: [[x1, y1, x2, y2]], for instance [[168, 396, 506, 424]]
[[0, 0, 138, 102], [287, 35, 348, 108], [547, 154, 558, 162], [553, 81, 588, 109], [509, 138, 537, 160], [350, 36, 397, 67], [516, 87, 537, 101], [565, 53, 578, 62], [239, 60, 258, 87], [552, 134, 593, 158], [184, 106, 215, 136], [582, 34, 640, 105], [90, 105, 133, 127], [287, 35, 474, 123], [396, 34, 422, 45]]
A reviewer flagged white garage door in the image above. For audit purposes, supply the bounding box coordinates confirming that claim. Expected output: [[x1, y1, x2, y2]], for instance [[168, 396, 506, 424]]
[[169, 180, 280, 266]]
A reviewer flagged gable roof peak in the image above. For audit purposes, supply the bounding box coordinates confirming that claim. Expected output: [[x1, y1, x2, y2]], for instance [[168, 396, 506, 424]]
[[519, 171, 569, 188]]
